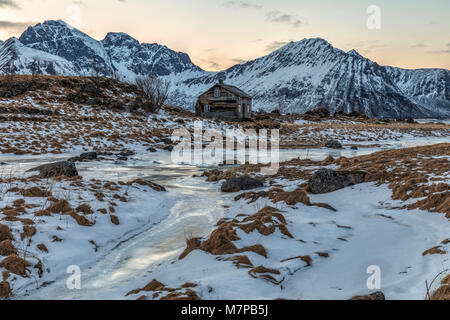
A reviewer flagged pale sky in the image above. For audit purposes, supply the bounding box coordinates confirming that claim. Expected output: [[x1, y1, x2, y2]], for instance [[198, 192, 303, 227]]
[[1, 0, 449, 70]]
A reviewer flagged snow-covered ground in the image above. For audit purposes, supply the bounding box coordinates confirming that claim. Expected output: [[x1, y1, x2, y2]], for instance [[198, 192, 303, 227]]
[[0, 76, 448, 300], [120, 183, 449, 300], [0, 141, 446, 300]]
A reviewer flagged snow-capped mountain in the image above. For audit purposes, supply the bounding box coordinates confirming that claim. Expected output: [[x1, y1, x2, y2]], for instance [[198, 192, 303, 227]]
[[169, 39, 449, 118], [18, 20, 112, 76], [0, 20, 448, 119], [0, 37, 77, 75], [102, 32, 202, 82]]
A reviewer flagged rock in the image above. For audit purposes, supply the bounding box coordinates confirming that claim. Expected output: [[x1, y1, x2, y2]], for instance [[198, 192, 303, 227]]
[[86, 97, 104, 105], [221, 176, 264, 193], [118, 150, 135, 157], [147, 148, 157, 153], [350, 146, 358, 150], [305, 107, 330, 118], [117, 156, 128, 161], [161, 138, 173, 145], [68, 152, 98, 162], [309, 169, 366, 194], [80, 152, 98, 160], [27, 161, 78, 178], [325, 140, 342, 149], [163, 145, 174, 152], [350, 291, 385, 300]]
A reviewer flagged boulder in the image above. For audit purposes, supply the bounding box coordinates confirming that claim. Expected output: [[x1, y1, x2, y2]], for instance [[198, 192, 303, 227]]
[[221, 176, 264, 193], [118, 150, 135, 157], [81, 152, 97, 160], [68, 152, 98, 162], [309, 169, 366, 194], [161, 138, 173, 145], [27, 161, 78, 178], [325, 140, 342, 149]]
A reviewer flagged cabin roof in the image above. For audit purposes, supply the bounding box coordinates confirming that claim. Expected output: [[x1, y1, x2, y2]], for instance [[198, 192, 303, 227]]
[[202, 82, 252, 99]]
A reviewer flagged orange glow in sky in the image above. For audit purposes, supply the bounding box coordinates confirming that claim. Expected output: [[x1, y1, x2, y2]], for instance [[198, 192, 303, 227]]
[[1, 0, 449, 71]]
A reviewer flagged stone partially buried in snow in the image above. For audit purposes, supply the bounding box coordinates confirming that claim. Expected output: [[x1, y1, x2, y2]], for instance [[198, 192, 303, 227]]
[[221, 176, 264, 193], [325, 140, 342, 149], [68, 152, 98, 162], [309, 169, 366, 194], [27, 161, 78, 178]]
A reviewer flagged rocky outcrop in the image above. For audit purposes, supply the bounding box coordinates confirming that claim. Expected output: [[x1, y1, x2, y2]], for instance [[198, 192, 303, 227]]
[[309, 169, 366, 194], [325, 140, 343, 149], [27, 161, 79, 178], [221, 176, 264, 193]]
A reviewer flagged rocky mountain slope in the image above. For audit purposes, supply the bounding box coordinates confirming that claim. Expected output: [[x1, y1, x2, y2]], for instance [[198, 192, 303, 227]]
[[0, 20, 448, 119]]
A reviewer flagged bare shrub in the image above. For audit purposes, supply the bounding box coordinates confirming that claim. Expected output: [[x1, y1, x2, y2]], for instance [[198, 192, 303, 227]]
[[3, 65, 15, 89], [135, 75, 170, 113], [111, 70, 121, 81], [30, 58, 40, 82]]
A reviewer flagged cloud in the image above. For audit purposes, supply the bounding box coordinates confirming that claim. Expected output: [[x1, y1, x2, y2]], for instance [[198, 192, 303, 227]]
[[208, 61, 222, 70], [231, 58, 246, 64], [266, 10, 304, 28], [0, 0, 18, 9], [349, 40, 386, 53], [426, 49, 450, 54], [0, 21, 35, 32], [410, 44, 427, 48], [222, 1, 262, 10], [265, 40, 291, 52]]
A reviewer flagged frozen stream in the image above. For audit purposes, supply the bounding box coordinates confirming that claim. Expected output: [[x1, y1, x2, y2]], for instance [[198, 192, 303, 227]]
[[0, 135, 447, 299]]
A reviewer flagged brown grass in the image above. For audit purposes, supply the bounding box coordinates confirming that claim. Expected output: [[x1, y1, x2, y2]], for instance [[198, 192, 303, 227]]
[[0, 240, 17, 256], [0, 255, 31, 277]]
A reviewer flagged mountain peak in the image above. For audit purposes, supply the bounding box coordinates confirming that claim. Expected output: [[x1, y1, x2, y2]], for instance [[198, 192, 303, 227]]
[[347, 49, 363, 58], [43, 19, 70, 26], [103, 32, 140, 47]]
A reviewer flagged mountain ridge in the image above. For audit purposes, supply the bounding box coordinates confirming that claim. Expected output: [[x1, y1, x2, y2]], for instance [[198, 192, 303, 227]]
[[0, 20, 448, 119]]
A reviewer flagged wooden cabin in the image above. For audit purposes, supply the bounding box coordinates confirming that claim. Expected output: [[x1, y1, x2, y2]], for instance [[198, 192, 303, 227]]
[[195, 80, 252, 121]]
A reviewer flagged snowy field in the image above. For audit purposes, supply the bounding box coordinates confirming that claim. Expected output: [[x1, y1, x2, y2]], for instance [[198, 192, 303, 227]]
[[0, 140, 447, 300]]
